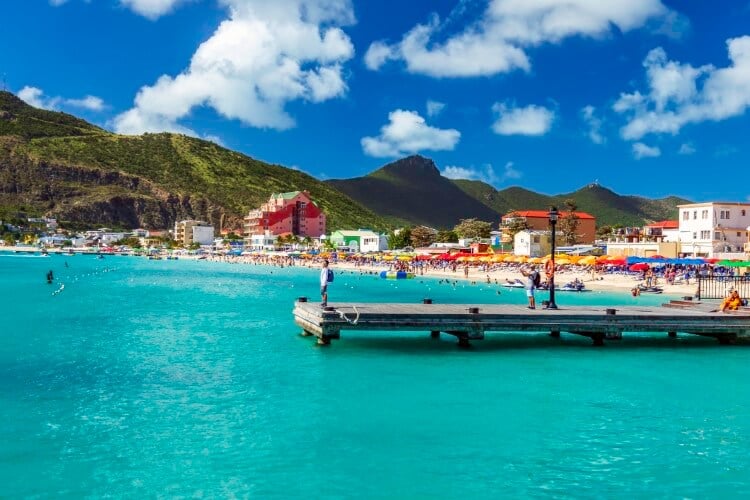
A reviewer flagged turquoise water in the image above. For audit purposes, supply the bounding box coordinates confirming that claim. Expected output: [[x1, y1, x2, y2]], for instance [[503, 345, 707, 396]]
[[1, 254, 749, 498]]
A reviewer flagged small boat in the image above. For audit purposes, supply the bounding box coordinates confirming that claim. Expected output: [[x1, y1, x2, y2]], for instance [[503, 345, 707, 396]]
[[503, 278, 526, 288], [559, 279, 588, 292], [380, 270, 414, 279], [635, 284, 663, 294]]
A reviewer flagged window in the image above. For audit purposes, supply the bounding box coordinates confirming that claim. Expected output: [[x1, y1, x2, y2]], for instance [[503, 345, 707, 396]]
[[682, 211, 689, 221], [701, 210, 708, 219], [692, 232, 697, 239], [714, 232, 721, 240], [693, 211, 697, 220], [720, 210, 730, 219], [738, 232, 742, 237], [742, 210, 747, 216], [700, 230, 710, 239]]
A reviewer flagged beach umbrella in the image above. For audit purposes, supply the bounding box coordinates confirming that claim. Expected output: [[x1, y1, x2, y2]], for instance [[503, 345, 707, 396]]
[[629, 263, 650, 271]]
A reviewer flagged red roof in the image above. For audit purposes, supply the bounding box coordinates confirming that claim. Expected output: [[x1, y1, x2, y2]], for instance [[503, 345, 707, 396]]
[[502, 210, 595, 220], [645, 220, 678, 229]]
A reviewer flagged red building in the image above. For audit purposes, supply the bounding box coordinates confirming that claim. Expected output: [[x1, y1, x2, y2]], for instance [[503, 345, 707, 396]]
[[243, 191, 326, 238], [502, 210, 597, 244]]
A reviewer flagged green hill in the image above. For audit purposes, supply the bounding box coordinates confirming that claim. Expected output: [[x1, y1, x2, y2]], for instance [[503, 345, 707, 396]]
[[0, 91, 390, 231], [452, 179, 690, 227], [326, 155, 500, 228]]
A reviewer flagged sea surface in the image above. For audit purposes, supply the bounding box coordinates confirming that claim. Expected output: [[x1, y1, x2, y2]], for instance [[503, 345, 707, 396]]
[[1, 253, 749, 498]]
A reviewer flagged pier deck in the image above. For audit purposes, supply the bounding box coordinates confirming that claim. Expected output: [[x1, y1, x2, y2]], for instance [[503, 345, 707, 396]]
[[292, 299, 750, 346]]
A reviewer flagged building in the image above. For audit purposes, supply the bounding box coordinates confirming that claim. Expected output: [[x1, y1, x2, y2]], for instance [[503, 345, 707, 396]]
[[513, 230, 551, 257], [502, 210, 596, 244], [677, 202, 750, 257], [643, 220, 679, 242], [329, 230, 387, 253], [243, 191, 325, 243], [174, 220, 215, 246], [246, 231, 278, 251]]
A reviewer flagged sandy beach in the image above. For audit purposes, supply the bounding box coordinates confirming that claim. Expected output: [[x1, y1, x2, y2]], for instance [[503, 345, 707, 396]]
[[3, 245, 700, 297]]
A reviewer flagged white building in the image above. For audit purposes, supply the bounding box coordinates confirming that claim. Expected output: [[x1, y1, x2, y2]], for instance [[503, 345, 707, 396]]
[[678, 202, 750, 258], [174, 220, 215, 246], [246, 231, 277, 251], [513, 230, 551, 257], [329, 230, 387, 252]]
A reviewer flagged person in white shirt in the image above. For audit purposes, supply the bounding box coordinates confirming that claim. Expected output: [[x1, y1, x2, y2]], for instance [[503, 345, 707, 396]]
[[320, 259, 330, 307]]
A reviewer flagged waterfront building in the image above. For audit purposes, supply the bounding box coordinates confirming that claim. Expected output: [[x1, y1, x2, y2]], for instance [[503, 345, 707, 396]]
[[174, 220, 215, 246], [677, 202, 750, 258], [501, 210, 596, 244], [243, 191, 325, 245], [513, 230, 551, 257], [329, 230, 387, 253]]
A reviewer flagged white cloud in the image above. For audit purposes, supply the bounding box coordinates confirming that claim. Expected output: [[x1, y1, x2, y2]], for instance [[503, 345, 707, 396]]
[[442, 161, 520, 185], [426, 99, 445, 117], [632, 142, 661, 159], [120, 0, 190, 19], [614, 36, 750, 140], [66, 95, 105, 111], [581, 105, 605, 144], [491, 102, 554, 136], [678, 142, 695, 155], [365, 0, 670, 78], [17, 86, 106, 112], [361, 109, 460, 158], [113, 0, 355, 135]]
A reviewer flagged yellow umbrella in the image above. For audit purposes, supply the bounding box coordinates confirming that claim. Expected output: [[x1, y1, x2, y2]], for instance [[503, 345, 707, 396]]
[[529, 257, 543, 264], [555, 258, 571, 265], [397, 255, 413, 261]]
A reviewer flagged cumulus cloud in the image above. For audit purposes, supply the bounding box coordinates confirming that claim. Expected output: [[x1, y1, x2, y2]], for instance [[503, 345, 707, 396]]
[[442, 161, 520, 185], [614, 36, 750, 140], [426, 99, 445, 117], [17, 86, 106, 112], [365, 0, 670, 77], [491, 102, 554, 136], [361, 109, 460, 158], [678, 142, 695, 155], [113, 0, 356, 135], [120, 0, 190, 19], [632, 142, 661, 159], [581, 105, 605, 144]]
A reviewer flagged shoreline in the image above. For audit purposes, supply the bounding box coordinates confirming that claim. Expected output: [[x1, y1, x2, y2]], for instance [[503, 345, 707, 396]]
[[2, 245, 701, 297]]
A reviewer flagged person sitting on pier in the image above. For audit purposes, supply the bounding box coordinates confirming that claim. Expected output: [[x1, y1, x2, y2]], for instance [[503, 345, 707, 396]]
[[719, 289, 742, 312]]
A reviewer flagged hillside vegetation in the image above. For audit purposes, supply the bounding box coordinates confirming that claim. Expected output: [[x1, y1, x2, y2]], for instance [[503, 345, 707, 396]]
[[0, 91, 390, 231]]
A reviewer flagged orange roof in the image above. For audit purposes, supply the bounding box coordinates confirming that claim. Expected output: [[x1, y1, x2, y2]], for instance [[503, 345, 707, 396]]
[[645, 220, 678, 229], [502, 210, 595, 220]]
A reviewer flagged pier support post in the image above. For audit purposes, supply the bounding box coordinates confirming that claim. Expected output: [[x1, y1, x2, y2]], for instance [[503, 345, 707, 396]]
[[316, 336, 331, 346], [430, 331, 440, 339], [457, 336, 471, 348], [591, 333, 605, 347], [668, 331, 677, 338], [549, 330, 560, 338], [300, 330, 313, 337]]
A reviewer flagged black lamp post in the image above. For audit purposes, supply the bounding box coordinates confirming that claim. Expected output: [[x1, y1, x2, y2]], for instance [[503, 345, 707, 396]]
[[547, 206, 558, 309]]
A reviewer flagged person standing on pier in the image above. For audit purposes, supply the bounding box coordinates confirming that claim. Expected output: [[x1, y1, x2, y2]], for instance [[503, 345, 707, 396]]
[[320, 259, 331, 308], [521, 265, 540, 309]]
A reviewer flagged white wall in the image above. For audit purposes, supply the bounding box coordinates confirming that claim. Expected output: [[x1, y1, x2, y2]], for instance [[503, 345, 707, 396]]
[[678, 203, 750, 256], [192, 225, 215, 245]]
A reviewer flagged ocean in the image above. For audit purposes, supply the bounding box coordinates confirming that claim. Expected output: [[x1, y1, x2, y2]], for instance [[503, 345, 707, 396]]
[[1, 253, 749, 497]]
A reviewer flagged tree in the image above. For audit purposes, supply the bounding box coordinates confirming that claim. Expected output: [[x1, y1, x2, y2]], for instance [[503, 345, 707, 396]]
[[410, 226, 437, 248], [453, 219, 492, 240], [502, 210, 530, 241], [224, 231, 242, 240], [558, 199, 580, 245], [435, 229, 458, 243], [115, 236, 142, 248], [596, 225, 613, 240], [3, 233, 15, 246], [387, 227, 412, 250]]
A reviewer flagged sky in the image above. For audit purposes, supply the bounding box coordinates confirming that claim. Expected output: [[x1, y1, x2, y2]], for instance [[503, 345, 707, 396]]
[[2, 0, 750, 202]]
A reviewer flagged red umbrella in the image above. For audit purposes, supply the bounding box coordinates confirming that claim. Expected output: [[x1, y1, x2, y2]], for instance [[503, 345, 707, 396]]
[[629, 263, 650, 271]]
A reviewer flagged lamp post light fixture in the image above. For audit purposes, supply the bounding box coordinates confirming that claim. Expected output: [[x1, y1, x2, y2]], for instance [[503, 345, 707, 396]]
[[547, 206, 559, 310]]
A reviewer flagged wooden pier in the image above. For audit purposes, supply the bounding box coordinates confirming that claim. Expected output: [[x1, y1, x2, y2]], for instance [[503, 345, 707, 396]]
[[293, 298, 750, 347]]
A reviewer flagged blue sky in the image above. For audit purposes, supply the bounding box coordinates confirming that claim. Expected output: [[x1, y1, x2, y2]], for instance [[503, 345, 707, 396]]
[[2, 1, 750, 202]]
